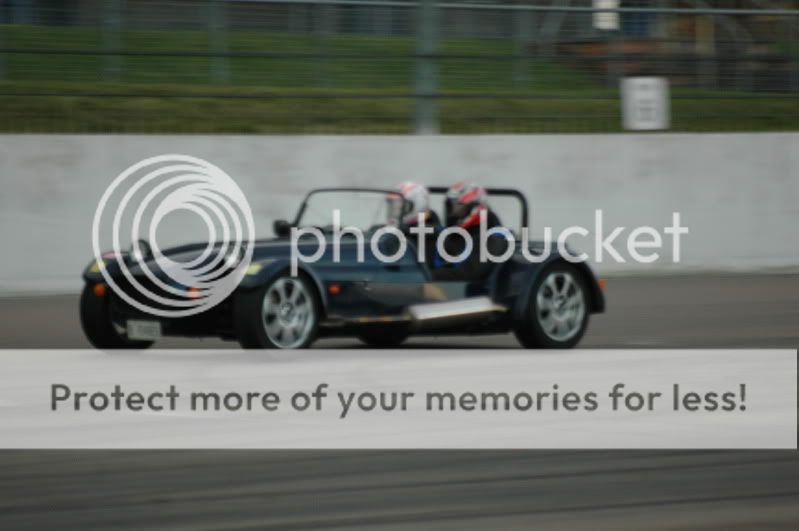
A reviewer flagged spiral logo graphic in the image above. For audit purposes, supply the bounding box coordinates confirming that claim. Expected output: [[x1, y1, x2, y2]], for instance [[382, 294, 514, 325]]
[[92, 154, 255, 318]]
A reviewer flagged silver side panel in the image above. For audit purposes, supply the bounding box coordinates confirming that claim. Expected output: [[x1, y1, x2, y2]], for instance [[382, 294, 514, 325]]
[[409, 297, 507, 323]]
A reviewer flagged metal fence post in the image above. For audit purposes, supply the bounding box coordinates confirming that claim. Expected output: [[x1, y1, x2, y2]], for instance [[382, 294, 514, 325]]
[[375, 4, 392, 35], [0, 6, 6, 80], [605, 26, 626, 91], [209, 0, 230, 85], [696, 14, 716, 89], [793, 16, 799, 92], [103, 0, 123, 82], [314, 3, 334, 89], [414, 0, 439, 134], [513, 1, 532, 89]]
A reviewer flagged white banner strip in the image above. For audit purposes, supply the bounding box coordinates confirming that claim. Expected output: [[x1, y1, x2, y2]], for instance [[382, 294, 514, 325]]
[[1, 349, 795, 449]]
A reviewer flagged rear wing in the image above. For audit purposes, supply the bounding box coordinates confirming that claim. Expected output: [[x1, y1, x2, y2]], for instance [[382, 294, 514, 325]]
[[428, 186, 529, 231]]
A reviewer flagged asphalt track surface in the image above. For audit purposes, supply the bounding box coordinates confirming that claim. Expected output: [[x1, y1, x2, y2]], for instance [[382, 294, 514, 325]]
[[0, 274, 797, 529]]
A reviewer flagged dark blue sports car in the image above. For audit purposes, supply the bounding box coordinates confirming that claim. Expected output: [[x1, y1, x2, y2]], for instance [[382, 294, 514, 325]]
[[81, 187, 605, 349]]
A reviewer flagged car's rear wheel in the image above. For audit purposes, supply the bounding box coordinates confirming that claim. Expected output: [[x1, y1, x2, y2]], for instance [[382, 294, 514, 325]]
[[234, 273, 320, 349], [513, 263, 589, 349], [79, 283, 154, 350], [358, 327, 409, 348]]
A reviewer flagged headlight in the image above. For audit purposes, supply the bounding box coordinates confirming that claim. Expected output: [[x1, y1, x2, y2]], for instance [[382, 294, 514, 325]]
[[88, 260, 106, 273]]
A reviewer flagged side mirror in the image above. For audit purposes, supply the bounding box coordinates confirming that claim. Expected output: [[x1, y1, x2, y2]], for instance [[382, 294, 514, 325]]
[[273, 219, 291, 238]]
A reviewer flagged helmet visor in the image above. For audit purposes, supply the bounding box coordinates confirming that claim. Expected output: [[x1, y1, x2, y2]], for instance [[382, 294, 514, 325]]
[[449, 201, 470, 224]]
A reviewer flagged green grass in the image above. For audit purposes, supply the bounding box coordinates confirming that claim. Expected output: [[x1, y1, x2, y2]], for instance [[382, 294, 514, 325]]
[[0, 25, 598, 91], [0, 24, 797, 133], [2, 83, 795, 134]]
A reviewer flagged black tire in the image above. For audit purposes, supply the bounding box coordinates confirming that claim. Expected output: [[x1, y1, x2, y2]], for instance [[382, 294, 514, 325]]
[[234, 273, 320, 349], [513, 262, 590, 349], [358, 327, 409, 348], [79, 284, 154, 350]]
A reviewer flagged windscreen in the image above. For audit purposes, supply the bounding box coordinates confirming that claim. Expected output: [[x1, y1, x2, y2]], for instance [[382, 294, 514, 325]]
[[296, 190, 403, 232]]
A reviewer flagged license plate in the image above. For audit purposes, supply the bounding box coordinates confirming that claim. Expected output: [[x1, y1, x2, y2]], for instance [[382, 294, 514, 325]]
[[126, 320, 162, 341]]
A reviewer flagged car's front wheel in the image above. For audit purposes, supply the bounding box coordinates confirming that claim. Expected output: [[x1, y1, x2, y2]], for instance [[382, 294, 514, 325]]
[[513, 263, 590, 349], [234, 273, 320, 349], [79, 283, 154, 350]]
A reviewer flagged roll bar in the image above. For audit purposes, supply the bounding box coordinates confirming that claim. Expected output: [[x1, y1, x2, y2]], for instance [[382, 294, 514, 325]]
[[428, 186, 529, 230]]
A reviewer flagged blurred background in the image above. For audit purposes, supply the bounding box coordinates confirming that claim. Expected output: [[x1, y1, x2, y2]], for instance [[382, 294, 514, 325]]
[[0, 2, 797, 530], [0, 0, 797, 133]]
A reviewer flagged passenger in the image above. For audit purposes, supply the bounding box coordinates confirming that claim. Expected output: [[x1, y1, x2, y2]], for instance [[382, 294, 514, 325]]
[[445, 181, 502, 230], [383, 182, 442, 266]]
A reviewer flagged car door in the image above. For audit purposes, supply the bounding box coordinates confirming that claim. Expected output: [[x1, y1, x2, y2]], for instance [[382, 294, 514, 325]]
[[356, 237, 430, 315]]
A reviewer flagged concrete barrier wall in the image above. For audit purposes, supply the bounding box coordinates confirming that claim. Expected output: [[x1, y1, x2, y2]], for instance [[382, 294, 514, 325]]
[[1, 133, 797, 294]]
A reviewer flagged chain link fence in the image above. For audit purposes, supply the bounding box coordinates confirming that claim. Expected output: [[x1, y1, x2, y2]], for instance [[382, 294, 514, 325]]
[[0, 0, 797, 133]]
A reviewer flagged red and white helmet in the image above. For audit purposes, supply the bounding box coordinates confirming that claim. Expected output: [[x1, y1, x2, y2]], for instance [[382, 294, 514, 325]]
[[387, 181, 430, 226], [445, 181, 487, 229]]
